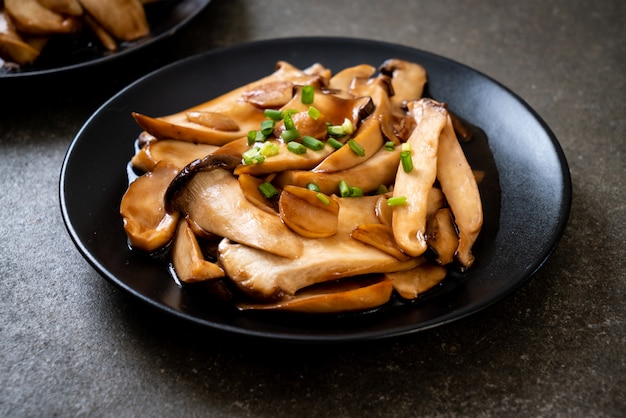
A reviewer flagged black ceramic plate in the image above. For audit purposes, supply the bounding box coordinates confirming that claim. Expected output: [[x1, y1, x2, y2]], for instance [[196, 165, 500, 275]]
[[0, 0, 211, 78], [60, 37, 571, 343]]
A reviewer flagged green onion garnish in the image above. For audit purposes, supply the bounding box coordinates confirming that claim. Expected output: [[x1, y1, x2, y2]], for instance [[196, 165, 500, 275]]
[[327, 137, 343, 149], [349, 186, 364, 197], [400, 150, 413, 172], [338, 180, 350, 197], [281, 129, 300, 142], [287, 141, 306, 154], [387, 196, 407, 206], [308, 106, 320, 120], [247, 130, 257, 145], [307, 183, 320, 192], [260, 120, 275, 136], [283, 113, 295, 130], [401, 142, 412, 152], [302, 135, 324, 150], [341, 118, 354, 135], [347, 139, 365, 157], [316, 193, 330, 205], [328, 124, 346, 137], [242, 147, 265, 165], [384, 141, 396, 151], [301, 85, 315, 104], [264, 109, 283, 120], [260, 141, 280, 157], [258, 182, 278, 198]]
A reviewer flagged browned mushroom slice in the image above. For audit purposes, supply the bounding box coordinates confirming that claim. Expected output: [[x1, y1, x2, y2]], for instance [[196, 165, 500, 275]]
[[5, 0, 79, 34], [37, 0, 83, 16], [218, 195, 422, 301], [374, 187, 445, 227], [391, 98, 448, 257], [166, 155, 303, 259], [237, 173, 278, 215], [274, 143, 400, 195], [437, 116, 483, 268], [83, 13, 117, 51], [0, 21, 42, 65], [350, 223, 410, 261], [327, 63, 376, 91], [278, 185, 339, 238], [171, 219, 225, 283], [79, 0, 148, 41], [237, 277, 394, 313], [387, 262, 447, 300], [132, 61, 328, 145], [425, 207, 458, 266], [131, 139, 219, 172], [378, 58, 428, 115], [120, 161, 180, 253], [313, 76, 391, 173]]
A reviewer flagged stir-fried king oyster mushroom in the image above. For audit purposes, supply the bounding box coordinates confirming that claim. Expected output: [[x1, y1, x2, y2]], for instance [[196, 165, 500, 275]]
[[120, 59, 485, 314]]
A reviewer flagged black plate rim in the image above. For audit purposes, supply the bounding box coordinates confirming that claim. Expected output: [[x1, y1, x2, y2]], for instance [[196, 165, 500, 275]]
[[59, 36, 572, 343], [0, 0, 212, 79]]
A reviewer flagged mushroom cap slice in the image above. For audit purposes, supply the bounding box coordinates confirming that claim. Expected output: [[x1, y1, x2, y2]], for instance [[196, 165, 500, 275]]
[[425, 207, 458, 266], [378, 58, 428, 115], [278, 185, 339, 238], [5, 0, 80, 34], [218, 195, 422, 301], [131, 139, 219, 172], [387, 262, 447, 300], [79, 0, 148, 41], [166, 155, 304, 259], [171, 219, 225, 283], [120, 161, 180, 253]]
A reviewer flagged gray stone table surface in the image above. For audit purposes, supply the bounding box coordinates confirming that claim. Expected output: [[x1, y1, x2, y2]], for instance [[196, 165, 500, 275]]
[[1, 0, 624, 417]]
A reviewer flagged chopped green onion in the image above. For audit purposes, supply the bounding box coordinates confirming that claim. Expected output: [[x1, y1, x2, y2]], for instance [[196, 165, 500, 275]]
[[327, 137, 343, 149], [387, 196, 407, 206], [283, 113, 295, 130], [242, 147, 265, 165], [287, 141, 306, 154], [376, 184, 389, 194], [264, 109, 283, 120], [316, 193, 330, 205], [260, 120, 275, 136], [302, 135, 324, 150], [327, 124, 346, 137], [260, 141, 280, 157], [247, 130, 257, 145], [338, 180, 350, 197], [400, 150, 413, 172], [258, 182, 278, 198], [307, 183, 320, 192], [384, 141, 396, 151], [401, 142, 412, 152], [349, 186, 364, 197], [347, 138, 365, 157], [308, 106, 320, 120], [301, 85, 315, 104], [341, 118, 354, 135], [281, 129, 300, 142], [282, 109, 298, 117]]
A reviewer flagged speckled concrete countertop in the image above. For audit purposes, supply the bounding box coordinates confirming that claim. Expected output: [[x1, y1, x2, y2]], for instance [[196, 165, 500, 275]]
[[1, 0, 624, 416]]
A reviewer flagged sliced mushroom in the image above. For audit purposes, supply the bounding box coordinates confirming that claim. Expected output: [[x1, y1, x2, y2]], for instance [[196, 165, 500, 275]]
[[131, 139, 219, 172], [237, 277, 394, 313], [171, 218, 225, 283], [437, 115, 483, 268], [328, 63, 377, 91], [132, 61, 328, 146], [0, 14, 43, 65], [274, 142, 400, 195], [37, 0, 83, 16], [278, 185, 339, 238], [218, 195, 422, 301], [166, 155, 304, 259], [237, 173, 278, 215], [313, 76, 391, 173], [120, 161, 180, 253], [5, 0, 80, 34], [350, 223, 410, 261], [79, 0, 149, 41], [387, 262, 447, 300], [391, 98, 448, 257], [425, 207, 458, 266], [378, 58, 428, 115]]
